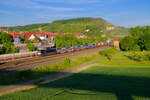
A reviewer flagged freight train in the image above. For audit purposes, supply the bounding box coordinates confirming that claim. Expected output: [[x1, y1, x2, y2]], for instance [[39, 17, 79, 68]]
[[0, 42, 109, 62]]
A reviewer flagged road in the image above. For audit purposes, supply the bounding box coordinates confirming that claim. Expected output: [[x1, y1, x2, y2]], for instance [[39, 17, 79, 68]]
[[0, 46, 108, 75]]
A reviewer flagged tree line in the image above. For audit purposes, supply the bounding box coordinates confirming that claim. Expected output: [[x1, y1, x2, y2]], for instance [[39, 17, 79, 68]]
[[0, 32, 36, 54], [54, 34, 105, 48], [120, 26, 150, 51]]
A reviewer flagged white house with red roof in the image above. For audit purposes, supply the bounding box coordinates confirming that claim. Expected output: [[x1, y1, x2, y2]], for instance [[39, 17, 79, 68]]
[[24, 33, 32, 38], [29, 34, 36, 40], [6, 32, 22, 44], [75, 33, 87, 38]]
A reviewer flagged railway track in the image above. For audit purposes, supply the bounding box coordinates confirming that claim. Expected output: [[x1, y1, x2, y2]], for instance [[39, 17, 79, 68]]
[[1, 53, 74, 71], [0, 46, 108, 75]]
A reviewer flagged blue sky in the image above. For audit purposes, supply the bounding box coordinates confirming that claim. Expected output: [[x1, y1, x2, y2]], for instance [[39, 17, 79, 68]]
[[0, 0, 150, 27]]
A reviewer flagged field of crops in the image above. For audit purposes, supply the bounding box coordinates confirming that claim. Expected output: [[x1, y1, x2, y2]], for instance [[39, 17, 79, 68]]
[[1, 52, 150, 100]]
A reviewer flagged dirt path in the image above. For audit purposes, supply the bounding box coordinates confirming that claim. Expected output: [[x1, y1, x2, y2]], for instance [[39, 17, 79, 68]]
[[0, 57, 105, 96]]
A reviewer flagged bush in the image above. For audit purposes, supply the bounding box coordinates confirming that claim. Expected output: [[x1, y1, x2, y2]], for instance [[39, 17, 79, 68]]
[[125, 52, 150, 61], [132, 45, 141, 51], [64, 58, 71, 66], [99, 47, 118, 60], [99, 47, 118, 56]]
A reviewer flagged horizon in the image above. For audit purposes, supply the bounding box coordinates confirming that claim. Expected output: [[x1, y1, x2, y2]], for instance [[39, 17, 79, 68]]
[[0, 0, 150, 28], [0, 17, 129, 28]]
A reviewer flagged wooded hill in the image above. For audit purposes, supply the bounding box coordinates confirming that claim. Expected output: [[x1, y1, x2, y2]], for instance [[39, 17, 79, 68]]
[[0, 17, 129, 38]]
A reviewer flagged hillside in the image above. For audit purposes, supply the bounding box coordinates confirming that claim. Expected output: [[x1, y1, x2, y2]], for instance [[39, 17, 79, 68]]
[[0, 23, 49, 32], [0, 17, 129, 38]]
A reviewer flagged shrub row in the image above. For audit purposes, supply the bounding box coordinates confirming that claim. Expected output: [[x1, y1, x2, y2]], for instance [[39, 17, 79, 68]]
[[125, 52, 150, 61]]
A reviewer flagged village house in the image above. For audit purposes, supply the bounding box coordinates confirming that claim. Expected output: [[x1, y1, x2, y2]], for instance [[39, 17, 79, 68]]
[[29, 34, 36, 40], [0, 29, 9, 33], [33, 32, 47, 40], [24, 33, 32, 39], [8, 32, 22, 44], [106, 26, 115, 31], [14, 36, 21, 44], [113, 40, 120, 49], [76, 33, 87, 38], [24, 32, 57, 43], [1, 29, 57, 44]]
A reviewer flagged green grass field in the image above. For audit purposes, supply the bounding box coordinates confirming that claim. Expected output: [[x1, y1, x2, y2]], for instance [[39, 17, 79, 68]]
[[1, 52, 150, 100]]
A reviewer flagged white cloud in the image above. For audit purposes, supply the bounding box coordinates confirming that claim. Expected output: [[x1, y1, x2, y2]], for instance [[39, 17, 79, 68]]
[[37, 13, 87, 19], [0, 0, 120, 12], [33, 6, 83, 11], [35, 0, 120, 5], [0, 0, 83, 11], [35, 0, 99, 4]]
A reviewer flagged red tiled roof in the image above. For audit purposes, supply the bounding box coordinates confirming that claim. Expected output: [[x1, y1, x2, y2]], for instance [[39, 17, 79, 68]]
[[6, 31, 58, 39], [13, 34, 21, 38], [43, 32, 52, 36], [8, 32, 15, 35], [24, 33, 32, 38], [75, 33, 87, 38], [76, 33, 84, 37], [7, 32, 21, 39], [33, 32, 57, 37], [34, 33, 45, 37]]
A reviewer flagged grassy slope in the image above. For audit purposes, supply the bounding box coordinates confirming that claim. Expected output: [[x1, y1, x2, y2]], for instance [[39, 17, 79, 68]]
[[1, 52, 150, 100], [38, 18, 129, 38]]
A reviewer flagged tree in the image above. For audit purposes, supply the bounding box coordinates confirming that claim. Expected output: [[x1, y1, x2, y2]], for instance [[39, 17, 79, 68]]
[[28, 29, 40, 33], [138, 33, 150, 51], [0, 33, 18, 54], [20, 35, 25, 43], [129, 26, 144, 37], [120, 36, 139, 51], [125, 26, 150, 51], [84, 25, 103, 37], [0, 47, 4, 54], [26, 43, 36, 51], [54, 33, 102, 48], [129, 26, 150, 37], [3, 41, 16, 54], [0, 33, 12, 44]]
